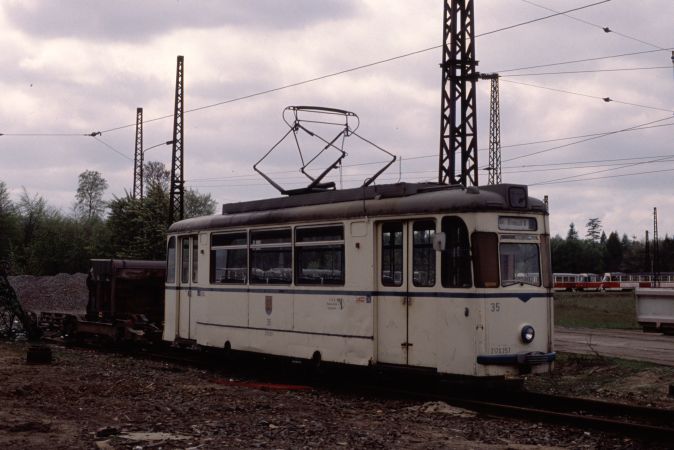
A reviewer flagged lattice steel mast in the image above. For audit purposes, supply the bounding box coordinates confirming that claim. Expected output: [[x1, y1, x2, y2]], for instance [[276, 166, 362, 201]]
[[132, 108, 144, 199], [439, 0, 479, 186], [653, 207, 660, 287], [169, 55, 185, 223], [483, 74, 501, 185]]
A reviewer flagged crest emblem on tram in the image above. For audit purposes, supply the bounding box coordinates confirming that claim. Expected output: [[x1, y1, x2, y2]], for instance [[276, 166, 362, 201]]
[[265, 296, 273, 315]]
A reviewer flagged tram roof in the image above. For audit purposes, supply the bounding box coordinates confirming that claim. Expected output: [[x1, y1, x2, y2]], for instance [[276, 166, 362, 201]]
[[169, 182, 547, 233]]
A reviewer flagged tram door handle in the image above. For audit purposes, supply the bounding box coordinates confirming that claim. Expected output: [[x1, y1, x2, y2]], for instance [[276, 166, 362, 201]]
[[402, 296, 412, 306]]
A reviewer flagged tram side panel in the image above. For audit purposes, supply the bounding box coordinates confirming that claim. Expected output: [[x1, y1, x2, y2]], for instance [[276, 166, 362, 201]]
[[192, 231, 249, 349], [290, 220, 375, 365]]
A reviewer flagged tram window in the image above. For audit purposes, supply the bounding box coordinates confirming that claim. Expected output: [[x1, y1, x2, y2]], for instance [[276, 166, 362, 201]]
[[413, 221, 436, 287], [250, 229, 292, 284], [166, 237, 176, 284], [441, 217, 472, 288], [192, 238, 198, 283], [500, 243, 541, 287], [540, 234, 553, 288], [181, 238, 190, 284], [381, 222, 403, 286], [472, 232, 499, 288], [211, 232, 247, 284], [295, 226, 345, 285]]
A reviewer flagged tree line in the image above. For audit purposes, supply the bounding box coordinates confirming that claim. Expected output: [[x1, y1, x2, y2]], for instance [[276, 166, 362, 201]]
[[551, 218, 674, 275], [2, 174, 672, 277], [0, 161, 216, 275]]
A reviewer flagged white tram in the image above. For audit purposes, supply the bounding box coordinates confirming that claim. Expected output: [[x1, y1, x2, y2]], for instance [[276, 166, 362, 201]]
[[163, 182, 555, 377]]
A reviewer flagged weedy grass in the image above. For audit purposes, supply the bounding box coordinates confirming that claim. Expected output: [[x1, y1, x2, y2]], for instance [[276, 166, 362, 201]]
[[553, 291, 639, 329]]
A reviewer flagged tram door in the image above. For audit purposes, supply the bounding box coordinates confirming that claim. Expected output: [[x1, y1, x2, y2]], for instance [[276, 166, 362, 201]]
[[376, 220, 437, 366], [176, 235, 198, 339]]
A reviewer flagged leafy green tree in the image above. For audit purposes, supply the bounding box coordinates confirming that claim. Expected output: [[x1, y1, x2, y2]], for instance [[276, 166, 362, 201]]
[[144, 161, 170, 192], [75, 170, 108, 221], [585, 218, 602, 242], [107, 183, 170, 260], [185, 188, 217, 218], [566, 223, 579, 240], [604, 232, 623, 272], [0, 181, 19, 263]]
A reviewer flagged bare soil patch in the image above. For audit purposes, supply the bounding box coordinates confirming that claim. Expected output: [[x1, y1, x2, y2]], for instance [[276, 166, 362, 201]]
[[1, 342, 670, 450]]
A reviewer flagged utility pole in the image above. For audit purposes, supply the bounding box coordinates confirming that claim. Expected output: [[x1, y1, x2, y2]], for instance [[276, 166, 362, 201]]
[[439, 0, 479, 187], [132, 108, 144, 199], [481, 73, 501, 185], [169, 55, 185, 223], [653, 207, 660, 287]]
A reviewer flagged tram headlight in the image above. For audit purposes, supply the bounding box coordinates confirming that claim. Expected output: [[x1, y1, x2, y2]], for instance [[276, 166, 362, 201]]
[[521, 325, 535, 344]]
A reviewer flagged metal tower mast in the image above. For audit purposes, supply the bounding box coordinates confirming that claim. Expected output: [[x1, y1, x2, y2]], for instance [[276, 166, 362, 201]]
[[439, 0, 479, 186], [483, 74, 501, 185], [644, 230, 650, 273], [169, 55, 185, 223], [653, 207, 660, 287], [132, 108, 144, 199]]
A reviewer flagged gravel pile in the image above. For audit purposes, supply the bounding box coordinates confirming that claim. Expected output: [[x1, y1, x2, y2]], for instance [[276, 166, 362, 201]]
[[7, 273, 88, 314]]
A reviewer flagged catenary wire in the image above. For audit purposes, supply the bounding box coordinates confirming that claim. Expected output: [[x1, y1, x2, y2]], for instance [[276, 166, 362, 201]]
[[501, 79, 673, 113], [503, 115, 674, 163], [92, 136, 133, 161], [531, 166, 674, 186], [89, 0, 614, 135], [520, 0, 669, 50], [184, 120, 674, 183], [493, 48, 673, 74], [501, 66, 671, 77]]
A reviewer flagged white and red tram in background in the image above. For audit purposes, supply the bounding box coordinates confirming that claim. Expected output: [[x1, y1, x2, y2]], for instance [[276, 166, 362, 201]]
[[163, 182, 555, 378], [553, 272, 674, 292]]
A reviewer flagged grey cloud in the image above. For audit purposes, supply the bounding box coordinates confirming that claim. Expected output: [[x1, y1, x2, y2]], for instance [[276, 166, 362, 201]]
[[4, 0, 358, 41]]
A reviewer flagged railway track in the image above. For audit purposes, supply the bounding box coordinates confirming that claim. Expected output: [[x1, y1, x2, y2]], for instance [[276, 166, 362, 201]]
[[351, 381, 674, 443]]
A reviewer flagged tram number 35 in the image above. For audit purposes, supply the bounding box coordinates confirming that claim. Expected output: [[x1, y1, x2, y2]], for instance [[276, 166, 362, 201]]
[[490, 302, 501, 313]]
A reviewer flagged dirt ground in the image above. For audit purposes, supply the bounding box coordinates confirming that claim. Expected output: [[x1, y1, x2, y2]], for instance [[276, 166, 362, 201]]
[[4, 278, 674, 448], [1, 341, 673, 450]]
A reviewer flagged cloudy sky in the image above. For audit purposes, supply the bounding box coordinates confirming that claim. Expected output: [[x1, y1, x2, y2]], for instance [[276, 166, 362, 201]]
[[0, 0, 672, 238]]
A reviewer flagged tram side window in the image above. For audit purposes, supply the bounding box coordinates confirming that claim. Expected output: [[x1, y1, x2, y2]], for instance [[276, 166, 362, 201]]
[[441, 217, 472, 288], [472, 232, 499, 288], [295, 226, 345, 285], [381, 222, 403, 286], [211, 232, 248, 284], [500, 243, 541, 287], [166, 237, 176, 284], [192, 238, 199, 284], [181, 238, 190, 284], [413, 221, 436, 287], [250, 229, 292, 284]]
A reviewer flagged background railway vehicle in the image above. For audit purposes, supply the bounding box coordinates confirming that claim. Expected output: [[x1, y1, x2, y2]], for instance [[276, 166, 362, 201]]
[[553, 272, 674, 292], [635, 287, 674, 335], [164, 182, 555, 378], [41, 259, 166, 344]]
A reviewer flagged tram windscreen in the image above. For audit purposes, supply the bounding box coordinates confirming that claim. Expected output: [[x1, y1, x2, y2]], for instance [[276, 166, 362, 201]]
[[499, 243, 541, 287]]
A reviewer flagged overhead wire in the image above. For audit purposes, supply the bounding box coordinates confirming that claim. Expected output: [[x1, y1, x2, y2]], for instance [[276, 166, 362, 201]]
[[493, 48, 673, 74], [503, 115, 674, 163], [531, 167, 674, 186], [501, 66, 672, 77], [519, 0, 669, 50], [501, 79, 673, 113], [186, 119, 674, 183], [91, 136, 133, 161], [88, 0, 615, 136]]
